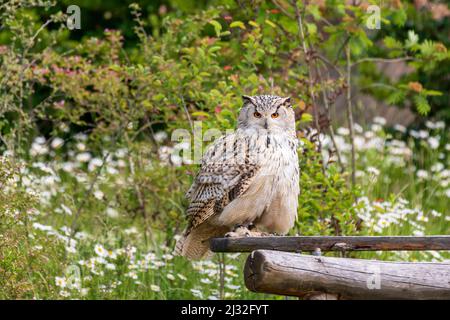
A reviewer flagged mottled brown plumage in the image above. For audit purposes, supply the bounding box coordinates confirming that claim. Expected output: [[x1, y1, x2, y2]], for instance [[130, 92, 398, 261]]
[[175, 95, 300, 259]]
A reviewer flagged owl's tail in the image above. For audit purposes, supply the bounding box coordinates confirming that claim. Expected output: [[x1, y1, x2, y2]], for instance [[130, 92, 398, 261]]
[[174, 223, 228, 260]]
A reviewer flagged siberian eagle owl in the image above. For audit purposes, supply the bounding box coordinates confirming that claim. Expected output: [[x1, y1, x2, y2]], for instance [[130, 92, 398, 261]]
[[175, 95, 300, 259]]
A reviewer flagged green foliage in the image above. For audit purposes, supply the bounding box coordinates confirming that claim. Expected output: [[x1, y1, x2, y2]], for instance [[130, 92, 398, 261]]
[[295, 139, 359, 236]]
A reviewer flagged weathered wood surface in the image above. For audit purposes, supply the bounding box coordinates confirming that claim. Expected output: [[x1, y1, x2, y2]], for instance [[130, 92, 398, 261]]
[[210, 236, 450, 252], [244, 250, 450, 299]]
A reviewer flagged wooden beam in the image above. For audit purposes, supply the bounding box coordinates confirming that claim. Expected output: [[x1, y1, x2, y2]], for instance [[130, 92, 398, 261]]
[[210, 235, 450, 253], [244, 250, 450, 299]]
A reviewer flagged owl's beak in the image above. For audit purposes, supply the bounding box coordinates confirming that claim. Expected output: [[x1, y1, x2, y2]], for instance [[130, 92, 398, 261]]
[[264, 119, 269, 130]]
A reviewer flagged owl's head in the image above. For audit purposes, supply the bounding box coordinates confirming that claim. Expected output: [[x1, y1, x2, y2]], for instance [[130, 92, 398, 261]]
[[238, 95, 295, 133]]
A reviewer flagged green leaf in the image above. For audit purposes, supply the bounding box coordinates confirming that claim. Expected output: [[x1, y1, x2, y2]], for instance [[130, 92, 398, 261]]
[[209, 20, 222, 37], [422, 89, 442, 96], [391, 9, 407, 27], [230, 21, 246, 29], [191, 111, 210, 118], [384, 36, 402, 49], [413, 95, 430, 115], [265, 19, 276, 28], [386, 90, 405, 105], [248, 20, 259, 28], [405, 30, 419, 48], [300, 113, 313, 123]]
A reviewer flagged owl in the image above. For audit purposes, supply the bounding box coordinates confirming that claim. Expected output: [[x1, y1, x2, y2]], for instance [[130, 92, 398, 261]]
[[174, 95, 300, 259]]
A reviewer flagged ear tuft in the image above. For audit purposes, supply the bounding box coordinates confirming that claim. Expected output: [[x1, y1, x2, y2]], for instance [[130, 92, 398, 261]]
[[281, 96, 291, 106], [242, 95, 254, 104]]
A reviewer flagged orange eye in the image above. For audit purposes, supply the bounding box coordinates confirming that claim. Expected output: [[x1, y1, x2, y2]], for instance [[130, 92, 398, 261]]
[[253, 112, 262, 118], [271, 112, 279, 118]]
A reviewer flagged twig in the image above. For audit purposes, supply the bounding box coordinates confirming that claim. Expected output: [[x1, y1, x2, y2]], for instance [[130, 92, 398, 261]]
[[218, 253, 226, 300], [179, 93, 194, 134], [345, 45, 356, 187], [351, 56, 414, 68], [271, 0, 294, 19], [292, 1, 322, 153], [315, 63, 345, 172]]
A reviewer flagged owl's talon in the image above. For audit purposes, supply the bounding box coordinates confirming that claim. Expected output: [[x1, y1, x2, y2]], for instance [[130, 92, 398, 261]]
[[225, 226, 251, 238]]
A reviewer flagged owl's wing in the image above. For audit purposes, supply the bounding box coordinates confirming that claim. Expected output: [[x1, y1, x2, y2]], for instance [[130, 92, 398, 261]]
[[184, 134, 260, 231]]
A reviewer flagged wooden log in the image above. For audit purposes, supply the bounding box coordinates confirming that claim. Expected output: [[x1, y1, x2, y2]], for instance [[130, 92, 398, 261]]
[[210, 235, 450, 253], [244, 250, 450, 299]]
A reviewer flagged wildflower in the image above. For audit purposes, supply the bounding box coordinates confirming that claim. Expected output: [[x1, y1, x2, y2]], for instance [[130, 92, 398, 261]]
[[226, 284, 241, 290], [416, 170, 429, 180], [167, 274, 175, 281], [51, 138, 64, 149], [74, 231, 89, 240], [177, 274, 187, 281], [373, 116, 386, 126], [419, 130, 429, 139], [427, 136, 440, 149], [33, 223, 53, 231], [76, 152, 92, 163], [106, 207, 119, 218], [337, 127, 350, 136], [105, 263, 116, 270], [93, 190, 104, 200], [371, 124, 382, 132], [88, 158, 103, 171], [367, 167, 380, 176], [150, 284, 161, 292], [170, 154, 183, 167], [76, 143, 86, 151], [59, 290, 71, 298], [201, 278, 212, 284], [430, 210, 441, 217], [55, 276, 67, 288], [126, 271, 138, 279], [74, 132, 87, 141], [162, 253, 173, 260], [105, 250, 116, 260], [106, 166, 119, 175], [65, 245, 77, 254], [353, 123, 363, 133], [190, 289, 203, 298], [431, 163, 444, 172], [94, 244, 107, 257], [124, 227, 138, 235], [394, 124, 406, 133], [80, 288, 89, 296], [61, 204, 72, 216], [30, 142, 49, 156], [154, 131, 168, 143], [62, 162, 75, 173], [115, 148, 127, 158]]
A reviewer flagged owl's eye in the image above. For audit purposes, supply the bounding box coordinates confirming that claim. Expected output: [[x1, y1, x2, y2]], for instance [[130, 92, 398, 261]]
[[271, 112, 279, 119], [253, 112, 262, 118]]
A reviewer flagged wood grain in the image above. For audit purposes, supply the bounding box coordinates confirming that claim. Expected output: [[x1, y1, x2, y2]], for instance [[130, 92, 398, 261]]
[[210, 235, 450, 252], [244, 250, 450, 299]]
